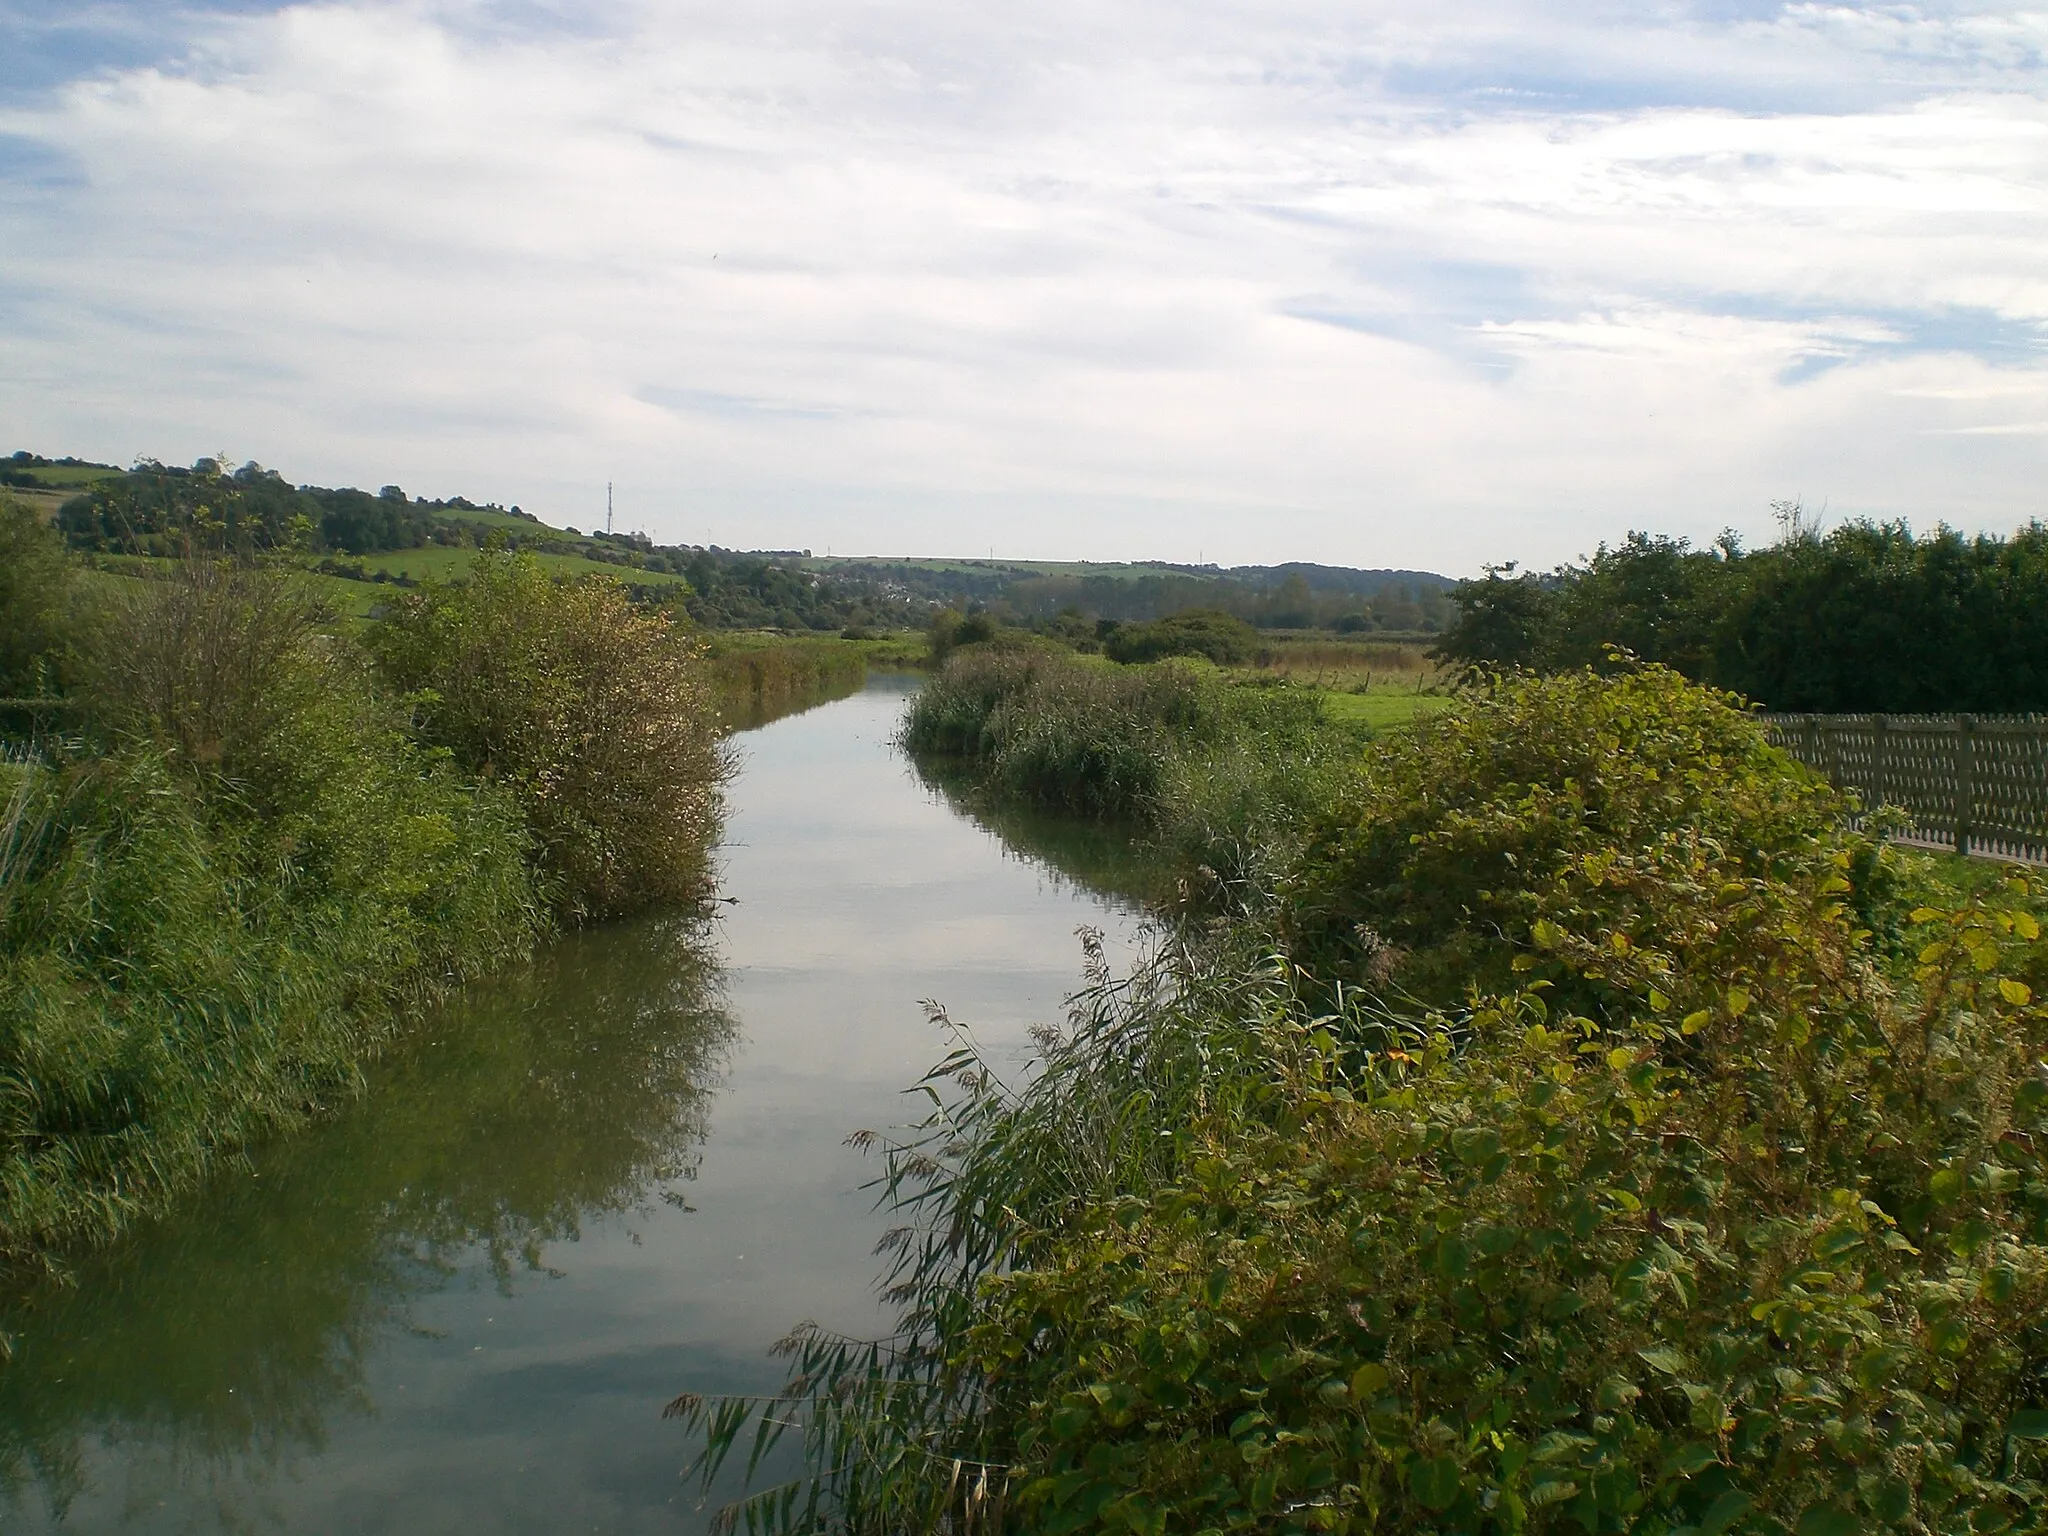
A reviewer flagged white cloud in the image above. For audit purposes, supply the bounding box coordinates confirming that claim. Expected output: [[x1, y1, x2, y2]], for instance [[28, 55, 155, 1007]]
[[1, 0, 2045, 570]]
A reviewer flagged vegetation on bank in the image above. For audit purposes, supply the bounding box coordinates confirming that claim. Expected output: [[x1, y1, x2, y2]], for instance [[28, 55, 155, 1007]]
[[1434, 518, 2048, 712], [0, 501, 735, 1274], [703, 634, 879, 727], [684, 652, 2048, 1534]]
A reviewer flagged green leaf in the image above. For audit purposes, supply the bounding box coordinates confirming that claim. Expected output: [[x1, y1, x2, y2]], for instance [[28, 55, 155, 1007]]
[[1531, 918, 1564, 950], [1661, 1441, 1719, 1477], [1636, 1344, 1689, 1376], [2007, 1409, 2048, 1441], [1929, 1167, 1964, 1203], [1698, 1490, 1754, 1536], [1874, 1478, 1913, 1522], [1408, 1455, 1461, 1512], [1050, 1404, 1093, 1441], [2014, 911, 2041, 941], [1349, 1362, 1389, 1400], [2000, 978, 2033, 1007], [1795, 1504, 1858, 1536]]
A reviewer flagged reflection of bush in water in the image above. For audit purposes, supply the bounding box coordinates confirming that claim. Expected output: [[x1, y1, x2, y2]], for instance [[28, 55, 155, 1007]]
[[0, 914, 735, 1512], [908, 755, 1169, 908]]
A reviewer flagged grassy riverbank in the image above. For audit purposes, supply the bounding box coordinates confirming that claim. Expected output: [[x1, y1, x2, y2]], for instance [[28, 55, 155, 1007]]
[[703, 631, 911, 726], [686, 652, 2048, 1533], [0, 502, 750, 1276]]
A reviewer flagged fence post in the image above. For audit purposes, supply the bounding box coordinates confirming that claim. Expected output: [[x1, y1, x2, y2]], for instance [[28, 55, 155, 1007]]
[[1956, 714, 1975, 857], [1803, 714, 1820, 771], [1874, 714, 1888, 823]]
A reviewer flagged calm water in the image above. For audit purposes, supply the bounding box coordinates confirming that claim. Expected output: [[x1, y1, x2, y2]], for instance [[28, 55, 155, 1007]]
[[0, 676, 1146, 1534]]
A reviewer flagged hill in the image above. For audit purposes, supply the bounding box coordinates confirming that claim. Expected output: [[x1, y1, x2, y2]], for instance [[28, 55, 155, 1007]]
[[5, 452, 1454, 635]]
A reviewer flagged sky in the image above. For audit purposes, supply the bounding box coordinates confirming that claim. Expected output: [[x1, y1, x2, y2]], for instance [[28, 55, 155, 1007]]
[[1, 2, 2045, 573]]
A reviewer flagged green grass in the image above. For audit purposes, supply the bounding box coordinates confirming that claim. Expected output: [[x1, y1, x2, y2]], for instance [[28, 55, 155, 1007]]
[[1311, 686, 1451, 727], [4, 466, 122, 490], [343, 546, 690, 589]]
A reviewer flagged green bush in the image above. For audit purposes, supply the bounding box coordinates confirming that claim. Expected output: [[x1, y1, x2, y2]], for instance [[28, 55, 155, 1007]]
[[0, 561, 541, 1269], [1104, 609, 1258, 665], [1278, 663, 1877, 1006], [368, 553, 732, 920], [904, 647, 1321, 822], [686, 665, 2048, 1535]]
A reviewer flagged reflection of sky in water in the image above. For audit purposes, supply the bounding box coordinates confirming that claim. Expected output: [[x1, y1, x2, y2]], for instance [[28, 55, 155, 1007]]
[[0, 677, 1145, 1534]]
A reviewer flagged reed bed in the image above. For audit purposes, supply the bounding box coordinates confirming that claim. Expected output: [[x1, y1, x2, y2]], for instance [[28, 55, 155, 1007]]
[[705, 637, 869, 727]]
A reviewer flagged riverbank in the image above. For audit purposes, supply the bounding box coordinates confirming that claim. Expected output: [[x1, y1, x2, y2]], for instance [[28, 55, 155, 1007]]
[[0, 511, 801, 1279], [702, 631, 918, 726], [0, 678, 1147, 1533], [689, 650, 2048, 1533]]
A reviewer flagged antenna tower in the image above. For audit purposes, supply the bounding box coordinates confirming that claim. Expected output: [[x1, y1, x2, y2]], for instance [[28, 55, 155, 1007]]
[[606, 482, 613, 536]]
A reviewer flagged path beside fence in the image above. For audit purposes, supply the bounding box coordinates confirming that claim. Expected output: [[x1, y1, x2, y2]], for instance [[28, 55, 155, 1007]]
[[1761, 713, 2048, 864]]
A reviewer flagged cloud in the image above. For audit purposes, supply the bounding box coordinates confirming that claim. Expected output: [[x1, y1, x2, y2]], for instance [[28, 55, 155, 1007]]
[[0, 0, 2044, 570]]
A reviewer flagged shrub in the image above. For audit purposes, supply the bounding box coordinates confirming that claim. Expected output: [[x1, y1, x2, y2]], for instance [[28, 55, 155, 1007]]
[[1279, 662, 1871, 1006], [1104, 608, 1258, 665], [905, 648, 1306, 821], [0, 560, 542, 1268], [368, 552, 731, 920]]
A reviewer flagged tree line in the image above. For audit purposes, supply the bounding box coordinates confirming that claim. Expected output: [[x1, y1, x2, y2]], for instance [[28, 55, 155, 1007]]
[[1434, 517, 2048, 712], [31, 453, 924, 633]]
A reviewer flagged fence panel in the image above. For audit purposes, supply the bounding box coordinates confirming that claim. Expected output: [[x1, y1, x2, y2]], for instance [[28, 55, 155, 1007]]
[[1761, 712, 2048, 863]]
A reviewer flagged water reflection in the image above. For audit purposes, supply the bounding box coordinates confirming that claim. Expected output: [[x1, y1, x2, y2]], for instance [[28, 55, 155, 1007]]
[[0, 914, 734, 1521], [907, 755, 1173, 908]]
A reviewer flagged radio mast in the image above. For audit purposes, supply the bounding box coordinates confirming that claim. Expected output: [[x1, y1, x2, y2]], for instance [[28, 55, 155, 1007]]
[[606, 482, 613, 536]]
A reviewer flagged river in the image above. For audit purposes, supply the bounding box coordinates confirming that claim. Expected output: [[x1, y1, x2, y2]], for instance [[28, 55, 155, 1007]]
[[0, 675, 1147, 1534]]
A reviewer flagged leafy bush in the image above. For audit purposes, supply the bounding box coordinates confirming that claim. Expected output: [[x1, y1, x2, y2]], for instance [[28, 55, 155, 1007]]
[[904, 648, 1323, 822], [685, 665, 2048, 1535], [0, 561, 542, 1269], [368, 553, 732, 920], [1104, 609, 1258, 665], [1278, 663, 1880, 1006]]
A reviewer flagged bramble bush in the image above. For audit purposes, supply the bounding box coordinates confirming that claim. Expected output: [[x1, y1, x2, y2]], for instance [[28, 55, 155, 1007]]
[[684, 663, 2048, 1535]]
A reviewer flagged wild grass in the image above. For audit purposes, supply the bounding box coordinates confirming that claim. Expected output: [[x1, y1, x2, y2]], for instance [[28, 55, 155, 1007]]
[[704, 635, 872, 727], [1244, 633, 1441, 686], [0, 706, 540, 1273]]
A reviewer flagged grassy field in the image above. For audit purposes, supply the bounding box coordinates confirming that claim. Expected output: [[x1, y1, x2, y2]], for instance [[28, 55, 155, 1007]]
[[1312, 684, 1451, 727], [5, 464, 124, 490], [345, 545, 690, 589]]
